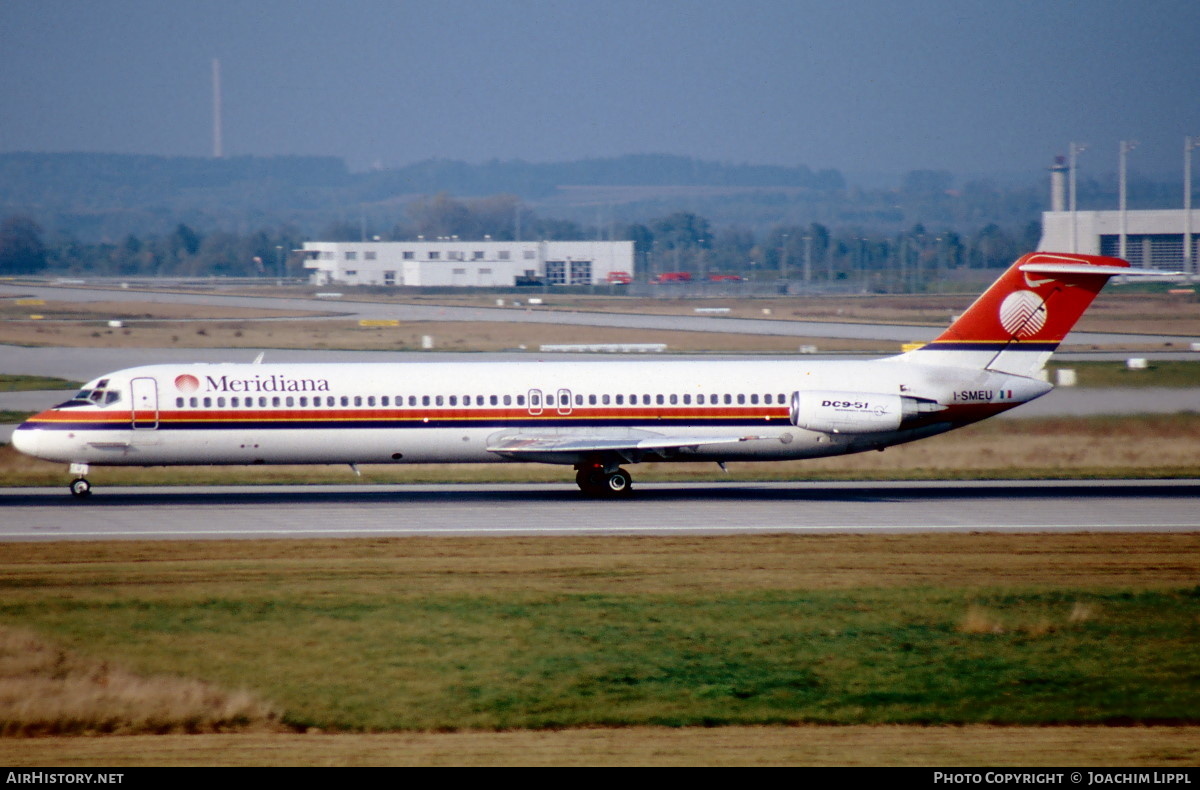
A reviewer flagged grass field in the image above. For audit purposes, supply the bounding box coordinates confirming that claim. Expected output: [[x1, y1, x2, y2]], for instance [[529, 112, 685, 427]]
[[2, 726, 1198, 767], [0, 533, 1196, 765], [1047, 361, 1200, 388], [0, 314, 887, 353], [0, 374, 80, 392]]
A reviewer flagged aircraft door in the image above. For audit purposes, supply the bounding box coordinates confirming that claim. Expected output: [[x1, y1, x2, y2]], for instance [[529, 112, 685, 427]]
[[130, 377, 159, 430], [527, 389, 543, 416], [557, 389, 573, 416]]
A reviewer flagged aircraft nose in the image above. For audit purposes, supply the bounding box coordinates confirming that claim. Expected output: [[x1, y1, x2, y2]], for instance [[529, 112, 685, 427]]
[[10, 423, 41, 457]]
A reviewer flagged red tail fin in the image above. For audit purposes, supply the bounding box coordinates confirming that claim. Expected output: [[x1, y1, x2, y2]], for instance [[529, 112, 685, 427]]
[[935, 252, 1128, 346], [907, 252, 1133, 375]]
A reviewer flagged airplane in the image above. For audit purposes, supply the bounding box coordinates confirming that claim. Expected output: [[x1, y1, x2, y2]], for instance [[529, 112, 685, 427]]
[[10, 252, 1168, 498]]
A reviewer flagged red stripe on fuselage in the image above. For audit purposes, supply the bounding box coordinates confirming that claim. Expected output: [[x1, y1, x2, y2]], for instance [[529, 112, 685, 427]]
[[23, 406, 794, 426]]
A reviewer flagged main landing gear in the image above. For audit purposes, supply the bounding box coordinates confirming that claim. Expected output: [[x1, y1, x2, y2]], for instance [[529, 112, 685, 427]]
[[575, 465, 634, 497]]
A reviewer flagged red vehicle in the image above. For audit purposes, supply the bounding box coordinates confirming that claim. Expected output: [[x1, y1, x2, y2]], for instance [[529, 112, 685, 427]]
[[653, 271, 692, 283], [606, 271, 633, 284], [708, 274, 743, 282]]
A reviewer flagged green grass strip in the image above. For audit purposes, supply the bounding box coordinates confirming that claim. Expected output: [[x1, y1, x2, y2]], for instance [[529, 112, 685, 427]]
[[1047, 361, 1200, 388], [0, 375, 80, 392], [5, 588, 1197, 731]]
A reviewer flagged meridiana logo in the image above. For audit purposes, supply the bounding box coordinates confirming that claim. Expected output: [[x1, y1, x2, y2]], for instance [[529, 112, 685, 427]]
[[998, 290, 1047, 337], [173, 372, 331, 393], [204, 374, 330, 392], [174, 374, 200, 393]]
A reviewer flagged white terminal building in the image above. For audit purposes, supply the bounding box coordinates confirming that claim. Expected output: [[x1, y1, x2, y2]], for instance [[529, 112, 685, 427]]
[[301, 240, 635, 287], [1038, 158, 1200, 272]]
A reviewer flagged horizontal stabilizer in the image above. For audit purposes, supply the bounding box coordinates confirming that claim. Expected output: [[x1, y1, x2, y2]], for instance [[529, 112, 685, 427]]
[[1019, 263, 1181, 277]]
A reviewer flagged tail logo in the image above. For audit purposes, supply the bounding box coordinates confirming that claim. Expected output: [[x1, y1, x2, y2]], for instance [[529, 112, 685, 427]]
[[998, 290, 1047, 337]]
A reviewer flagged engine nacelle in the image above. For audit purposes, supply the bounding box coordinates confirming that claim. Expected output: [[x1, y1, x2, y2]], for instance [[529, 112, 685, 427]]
[[789, 390, 941, 434]]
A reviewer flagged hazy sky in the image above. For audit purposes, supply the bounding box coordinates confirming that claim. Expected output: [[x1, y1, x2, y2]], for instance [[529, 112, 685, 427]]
[[2, 0, 1198, 182]]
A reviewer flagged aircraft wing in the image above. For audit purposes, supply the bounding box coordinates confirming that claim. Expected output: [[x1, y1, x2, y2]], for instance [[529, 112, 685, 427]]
[[486, 430, 751, 463]]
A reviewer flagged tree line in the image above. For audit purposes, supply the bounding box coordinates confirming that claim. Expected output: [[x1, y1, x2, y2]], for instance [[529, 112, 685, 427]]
[[1, 192, 1041, 293], [0, 215, 304, 279], [3, 152, 1193, 249]]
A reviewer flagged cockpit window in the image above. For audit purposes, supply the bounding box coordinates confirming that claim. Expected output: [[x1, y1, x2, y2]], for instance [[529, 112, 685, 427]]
[[71, 380, 121, 406]]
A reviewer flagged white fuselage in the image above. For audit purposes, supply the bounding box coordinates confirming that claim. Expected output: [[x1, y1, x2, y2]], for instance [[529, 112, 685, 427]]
[[12, 356, 1051, 468]]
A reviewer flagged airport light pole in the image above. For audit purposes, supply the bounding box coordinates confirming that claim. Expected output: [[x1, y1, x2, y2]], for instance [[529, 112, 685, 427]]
[[933, 235, 943, 293], [860, 237, 870, 292], [1119, 140, 1137, 261], [780, 233, 789, 282], [913, 232, 925, 293], [1069, 142, 1086, 253], [802, 234, 813, 285], [1186, 136, 1198, 273]]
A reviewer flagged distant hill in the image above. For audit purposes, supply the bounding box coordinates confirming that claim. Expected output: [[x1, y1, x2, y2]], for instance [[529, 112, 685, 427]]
[[0, 152, 350, 205], [2, 151, 1187, 243], [0, 152, 353, 239], [0, 152, 846, 239], [357, 154, 844, 201]]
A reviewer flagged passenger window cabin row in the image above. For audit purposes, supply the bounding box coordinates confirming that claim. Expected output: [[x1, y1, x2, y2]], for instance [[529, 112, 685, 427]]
[[171, 392, 791, 410]]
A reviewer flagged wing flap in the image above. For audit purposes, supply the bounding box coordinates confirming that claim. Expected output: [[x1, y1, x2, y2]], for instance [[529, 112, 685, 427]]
[[486, 432, 750, 457]]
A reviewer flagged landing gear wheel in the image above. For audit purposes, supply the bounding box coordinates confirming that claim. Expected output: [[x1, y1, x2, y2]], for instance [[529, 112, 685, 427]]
[[576, 469, 597, 494], [576, 467, 633, 497], [603, 468, 633, 495], [69, 478, 92, 498]]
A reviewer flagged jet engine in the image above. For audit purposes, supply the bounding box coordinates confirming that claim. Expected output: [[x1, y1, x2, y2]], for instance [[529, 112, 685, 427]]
[[789, 390, 944, 434]]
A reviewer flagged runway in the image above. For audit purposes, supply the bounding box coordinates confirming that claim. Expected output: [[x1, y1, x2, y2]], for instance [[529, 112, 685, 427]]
[[1, 479, 1197, 541]]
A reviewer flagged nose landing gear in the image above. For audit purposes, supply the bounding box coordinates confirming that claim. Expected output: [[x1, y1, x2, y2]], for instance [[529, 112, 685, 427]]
[[68, 463, 92, 497], [575, 465, 634, 497]]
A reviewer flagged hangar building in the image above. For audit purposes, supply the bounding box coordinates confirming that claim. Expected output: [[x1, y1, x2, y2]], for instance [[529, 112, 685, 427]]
[[1039, 209, 1200, 271], [301, 240, 635, 287], [1038, 158, 1199, 272]]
